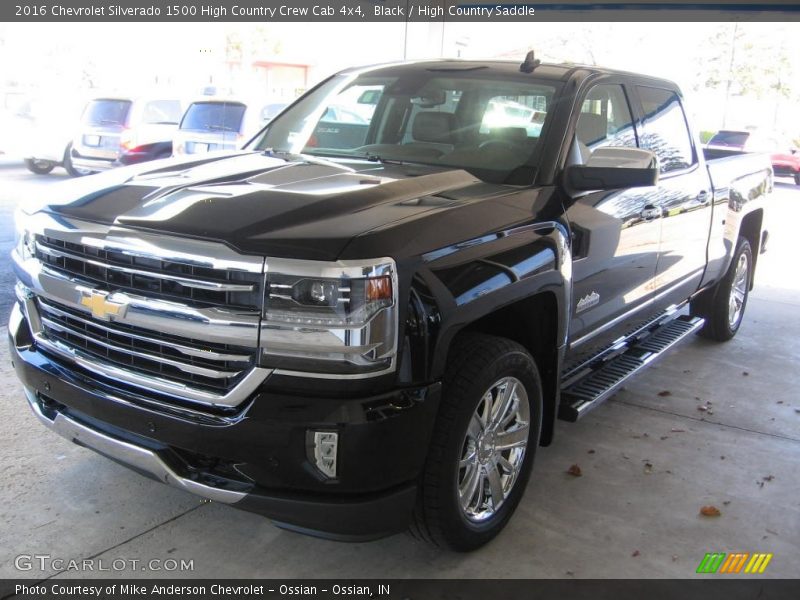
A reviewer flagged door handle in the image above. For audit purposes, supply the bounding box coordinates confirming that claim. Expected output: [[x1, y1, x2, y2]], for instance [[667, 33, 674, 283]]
[[697, 190, 710, 203], [641, 205, 661, 220]]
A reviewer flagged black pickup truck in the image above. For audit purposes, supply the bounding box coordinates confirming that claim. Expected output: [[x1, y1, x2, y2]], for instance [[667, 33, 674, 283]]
[[10, 57, 771, 550]]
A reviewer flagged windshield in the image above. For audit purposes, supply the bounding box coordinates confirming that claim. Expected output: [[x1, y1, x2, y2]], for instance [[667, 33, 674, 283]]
[[82, 99, 132, 126], [250, 70, 559, 183], [180, 101, 246, 132]]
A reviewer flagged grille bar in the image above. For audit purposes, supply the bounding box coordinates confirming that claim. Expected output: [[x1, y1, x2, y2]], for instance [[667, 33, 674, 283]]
[[37, 298, 257, 395], [38, 300, 251, 362], [41, 317, 242, 379], [36, 242, 255, 292], [35, 234, 263, 310]]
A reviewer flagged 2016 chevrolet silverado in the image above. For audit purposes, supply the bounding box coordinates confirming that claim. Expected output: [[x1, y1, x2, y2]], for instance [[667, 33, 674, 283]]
[[10, 56, 771, 550]]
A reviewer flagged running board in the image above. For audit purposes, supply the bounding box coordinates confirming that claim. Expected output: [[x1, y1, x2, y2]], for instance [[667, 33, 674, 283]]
[[558, 315, 705, 422]]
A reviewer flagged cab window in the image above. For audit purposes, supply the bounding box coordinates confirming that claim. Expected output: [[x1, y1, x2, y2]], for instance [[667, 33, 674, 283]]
[[636, 86, 696, 174]]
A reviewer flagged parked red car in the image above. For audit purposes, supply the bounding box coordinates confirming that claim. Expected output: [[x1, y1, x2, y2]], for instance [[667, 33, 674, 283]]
[[770, 149, 800, 185]]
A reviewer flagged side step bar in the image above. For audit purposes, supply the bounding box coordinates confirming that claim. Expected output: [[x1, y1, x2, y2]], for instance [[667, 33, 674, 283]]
[[559, 315, 704, 422]]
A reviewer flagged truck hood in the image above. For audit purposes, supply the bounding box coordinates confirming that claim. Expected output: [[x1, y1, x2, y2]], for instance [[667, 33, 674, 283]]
[[36, 151, 538, 261]]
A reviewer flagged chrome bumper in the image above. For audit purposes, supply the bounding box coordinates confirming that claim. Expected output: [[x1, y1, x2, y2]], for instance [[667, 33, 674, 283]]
[[23, 386, 246, 504], [70, 156, 119, 171]]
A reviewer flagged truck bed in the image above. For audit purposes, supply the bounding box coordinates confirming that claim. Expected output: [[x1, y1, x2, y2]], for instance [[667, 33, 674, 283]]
[[704, 148, 773, 194]]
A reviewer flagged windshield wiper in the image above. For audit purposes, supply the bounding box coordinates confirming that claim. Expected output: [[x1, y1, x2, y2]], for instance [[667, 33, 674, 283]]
[[364, 153, 405, 165]]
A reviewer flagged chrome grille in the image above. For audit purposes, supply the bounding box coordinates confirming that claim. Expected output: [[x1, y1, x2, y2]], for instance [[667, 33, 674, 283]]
[[37, 298, 256, 395], [35, 235, 262, 310]]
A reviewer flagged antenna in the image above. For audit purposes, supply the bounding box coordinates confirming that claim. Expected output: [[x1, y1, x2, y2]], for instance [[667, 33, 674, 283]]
[[520, 50, 541, 73]]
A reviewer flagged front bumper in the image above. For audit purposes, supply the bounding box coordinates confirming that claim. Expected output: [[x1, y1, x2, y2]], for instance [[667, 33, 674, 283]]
[[70, 148, 119, 172], [9, 303, 440, 540], [71, 156, 117, 172]]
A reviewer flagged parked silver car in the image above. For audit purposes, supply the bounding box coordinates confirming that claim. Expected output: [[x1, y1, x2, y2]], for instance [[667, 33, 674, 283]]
[[71, 96, 183, 173]]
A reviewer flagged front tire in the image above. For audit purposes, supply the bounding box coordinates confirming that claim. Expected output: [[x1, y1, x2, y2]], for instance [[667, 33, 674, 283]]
[[691, 237, 752, 341], [24, 158, 55, 175], [410, 334, 542, 551], [794, 172, 799, 186]]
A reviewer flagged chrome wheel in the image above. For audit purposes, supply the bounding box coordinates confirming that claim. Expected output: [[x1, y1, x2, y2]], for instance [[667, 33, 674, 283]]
[[728, 252, 749, 329], [458, 376, 530, 522]]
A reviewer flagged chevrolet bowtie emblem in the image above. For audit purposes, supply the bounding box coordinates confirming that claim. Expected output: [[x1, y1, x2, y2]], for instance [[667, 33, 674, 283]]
[[79, 290, 128, 321]]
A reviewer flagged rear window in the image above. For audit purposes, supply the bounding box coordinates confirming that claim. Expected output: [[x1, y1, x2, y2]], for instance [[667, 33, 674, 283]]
[[142, 100, 182, 124], [180, 102, 246, 132], [708, 131, 750, 148], [82, 99, 132, 126]]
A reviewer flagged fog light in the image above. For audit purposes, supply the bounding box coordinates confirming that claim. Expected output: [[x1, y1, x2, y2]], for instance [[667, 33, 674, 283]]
[[311, 431, 338, 478]]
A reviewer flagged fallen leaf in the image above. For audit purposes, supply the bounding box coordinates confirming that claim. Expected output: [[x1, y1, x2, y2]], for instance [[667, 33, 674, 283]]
[[658, 390, 672, 397], [672, 555, 679, 562], [766, 528, 778, 536], [671, 428, 685, 433], [632, 550, 640, 557], [660, 435, 669, 440], [763, 475, 775, 482], [587, 449, 596, 454], [682, 369, 692, 374], [566, 570, 574, 576], [567, 464, 582, 477], [795, 409, 800, 414], [723, 500, 731, 506], [697, 406, 708, 412], [742, 371, 749, 376], [700, 505, 721, 517], [720, 456, 725, 460], [644, 462, 653, 474], [777, 400, 783, 404]]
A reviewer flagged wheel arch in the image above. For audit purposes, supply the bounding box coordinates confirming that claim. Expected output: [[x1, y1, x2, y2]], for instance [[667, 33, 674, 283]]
[[738, 208, 763, 290], [455, 291, 562, 447]]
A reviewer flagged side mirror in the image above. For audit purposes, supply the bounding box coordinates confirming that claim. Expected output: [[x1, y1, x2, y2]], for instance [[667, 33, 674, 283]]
[[565, 147, 659, 191]]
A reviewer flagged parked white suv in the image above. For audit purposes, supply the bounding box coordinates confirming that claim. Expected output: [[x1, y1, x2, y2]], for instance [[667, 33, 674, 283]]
[[70, 96, 183, 173], [172, 99, 279, 156]]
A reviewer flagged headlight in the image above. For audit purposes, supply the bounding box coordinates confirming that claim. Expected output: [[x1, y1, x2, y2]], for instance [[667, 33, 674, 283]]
[[260, 257, 398, 377]]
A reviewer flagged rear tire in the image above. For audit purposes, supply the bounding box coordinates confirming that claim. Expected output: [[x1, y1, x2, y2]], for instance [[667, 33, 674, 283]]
[[794, 172, 799, 186], [691, 237, 752, 341], [63, 144, 91, 177], [24, 158, 55, 175], [410, 333, 542, 551]]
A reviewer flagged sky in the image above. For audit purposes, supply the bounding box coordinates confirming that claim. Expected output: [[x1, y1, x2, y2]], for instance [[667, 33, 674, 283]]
[[1, 21, 799, 137]]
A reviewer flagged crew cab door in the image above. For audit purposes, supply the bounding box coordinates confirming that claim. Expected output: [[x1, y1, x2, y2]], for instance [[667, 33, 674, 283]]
[[564, 83, 661, 363], [633, 86, 713, 309]]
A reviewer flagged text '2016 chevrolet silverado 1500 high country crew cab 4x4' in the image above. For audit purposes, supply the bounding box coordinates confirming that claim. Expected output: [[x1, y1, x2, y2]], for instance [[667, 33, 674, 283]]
[[10, 54, 771, 550]]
